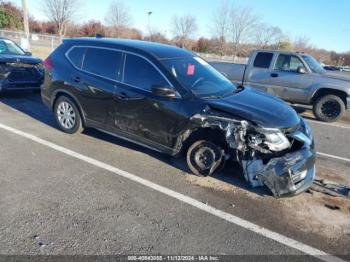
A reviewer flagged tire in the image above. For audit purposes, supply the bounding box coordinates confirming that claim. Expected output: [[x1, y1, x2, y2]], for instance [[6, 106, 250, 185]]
[[313, 95, 345, 122], [186, 140, 224, 177], [54, 96, 83, 134]]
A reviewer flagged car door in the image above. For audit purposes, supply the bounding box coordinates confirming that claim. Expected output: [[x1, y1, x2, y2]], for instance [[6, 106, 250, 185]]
[[245, 51, 274, 92], [76, 47, 123, 126], [267, 54, 313, 103], [113, 52, 184, 150]]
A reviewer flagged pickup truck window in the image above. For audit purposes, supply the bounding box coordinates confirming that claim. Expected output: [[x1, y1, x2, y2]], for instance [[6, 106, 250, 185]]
[[253, 52, 273, 68], [302, 55, 325, 73], [274, 54, 305, 72]]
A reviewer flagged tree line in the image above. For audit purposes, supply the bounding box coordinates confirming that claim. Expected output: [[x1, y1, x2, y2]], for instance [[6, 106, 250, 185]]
[[0, 0, 349, 66]]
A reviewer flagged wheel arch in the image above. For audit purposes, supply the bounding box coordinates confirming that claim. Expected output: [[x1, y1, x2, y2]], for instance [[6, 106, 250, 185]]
[[311, 88, 348, 106], [51, 89, 87, 125], [179, 127, 229, 155]]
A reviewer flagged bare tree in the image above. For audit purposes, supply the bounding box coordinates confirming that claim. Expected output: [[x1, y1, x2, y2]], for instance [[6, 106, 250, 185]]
[[228, 6, 259, 57], [255, 24, 284, 49], [293, 36, 313, 51], [41, 0, 79, 38], [171, 15, 197, 48], [105, 0, 132, 38], [211, 1, 230, 55]]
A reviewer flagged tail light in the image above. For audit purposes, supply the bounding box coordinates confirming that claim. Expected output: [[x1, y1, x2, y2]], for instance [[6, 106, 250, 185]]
[[43, 57, 53, 70]]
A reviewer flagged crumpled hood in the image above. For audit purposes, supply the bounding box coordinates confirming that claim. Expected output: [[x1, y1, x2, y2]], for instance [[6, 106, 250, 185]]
[[207, 87, 300, 129], [322, 71, 350, 82], [0, 54, 42, 65]]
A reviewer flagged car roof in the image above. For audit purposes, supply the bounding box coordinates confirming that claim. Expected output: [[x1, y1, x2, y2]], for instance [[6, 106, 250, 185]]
[[64, 37, 194, 60], [253, 49, 311, 56]]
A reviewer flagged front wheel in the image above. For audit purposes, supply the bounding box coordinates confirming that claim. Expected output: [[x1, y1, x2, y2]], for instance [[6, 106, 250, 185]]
[[54, 96, 83, 134], [186, 140, 224, 177], [313, 95, 345, 122]]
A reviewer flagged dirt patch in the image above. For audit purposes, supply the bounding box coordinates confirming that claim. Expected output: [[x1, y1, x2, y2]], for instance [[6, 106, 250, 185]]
[[281, 192, 350, 239], [186, 166, 350, 240], [316, 167, 350, 185], [186, 175, 237, 193]]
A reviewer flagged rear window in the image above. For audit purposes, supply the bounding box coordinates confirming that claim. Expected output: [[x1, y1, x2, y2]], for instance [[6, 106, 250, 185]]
[[123, 54, 168, 91], [83, 48, 122, 80], [253, 52, 273, 68], [67, 47, 86, 69]]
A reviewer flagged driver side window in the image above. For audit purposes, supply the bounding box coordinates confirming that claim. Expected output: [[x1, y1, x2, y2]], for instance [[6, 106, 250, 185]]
[[123, 54, 169, 91], [274, 54, 305, 72]]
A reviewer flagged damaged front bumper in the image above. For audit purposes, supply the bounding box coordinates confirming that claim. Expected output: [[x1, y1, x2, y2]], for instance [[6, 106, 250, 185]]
[[257, 147, 316, 197], [242, 129, 316, 197]]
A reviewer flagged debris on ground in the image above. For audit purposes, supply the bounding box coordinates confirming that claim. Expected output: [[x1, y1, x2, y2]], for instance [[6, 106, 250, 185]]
[[310, 179, 350, 198], [324, 204, 341, 210]]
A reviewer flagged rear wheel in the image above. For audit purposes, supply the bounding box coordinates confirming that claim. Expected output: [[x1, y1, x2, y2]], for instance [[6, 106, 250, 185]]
[[186, 140, 224, 177], [313, 94, 345, 122], [54, 96, 83, 134]]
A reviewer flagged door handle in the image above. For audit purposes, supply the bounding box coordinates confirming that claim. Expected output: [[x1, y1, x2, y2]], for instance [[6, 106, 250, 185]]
[[72, 76, 81, 83], [115, 92, 129, 100], [271, 73, 279, 78]]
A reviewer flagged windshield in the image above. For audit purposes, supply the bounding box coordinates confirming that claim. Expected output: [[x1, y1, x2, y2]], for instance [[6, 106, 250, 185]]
[[302, 55, 325, 74], [161, 56, 237, 98], [0, 39, 25, 56]]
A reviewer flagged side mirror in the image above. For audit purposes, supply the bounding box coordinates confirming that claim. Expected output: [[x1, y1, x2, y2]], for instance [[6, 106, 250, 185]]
[[25, 51, 32, 56], [151, 86, 177, 98], [297, 66, 306, 74]]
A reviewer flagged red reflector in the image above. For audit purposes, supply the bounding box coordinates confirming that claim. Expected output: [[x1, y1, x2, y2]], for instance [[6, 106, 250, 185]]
[[43, 57, 53, 70], [187, 64, 195, 75]]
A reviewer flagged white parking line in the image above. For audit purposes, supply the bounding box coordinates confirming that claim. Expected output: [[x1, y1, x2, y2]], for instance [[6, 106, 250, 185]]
[[308, 119, 350, 130], [317, 152, 350, 163], [0, 122, 346, 262]]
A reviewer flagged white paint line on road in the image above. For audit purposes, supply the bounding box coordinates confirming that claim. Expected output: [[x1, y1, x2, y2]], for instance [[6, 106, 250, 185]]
[[317, 152, 350, 163], [308, 119, 350, 130], [0, 122, 346, 262]]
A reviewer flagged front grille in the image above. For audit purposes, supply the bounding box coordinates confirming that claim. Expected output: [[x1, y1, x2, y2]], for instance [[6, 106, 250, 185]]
[[291, 170, 307, 184], [8, 68, 40, 82]]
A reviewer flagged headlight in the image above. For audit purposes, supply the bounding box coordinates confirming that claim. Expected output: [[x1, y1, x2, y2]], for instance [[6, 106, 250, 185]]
[[261, 129, 291, 152], [300, 117, 312, 138]]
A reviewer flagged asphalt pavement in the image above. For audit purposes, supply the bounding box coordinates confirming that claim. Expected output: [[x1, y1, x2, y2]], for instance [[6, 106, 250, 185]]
[[0, 93, 349, 260]]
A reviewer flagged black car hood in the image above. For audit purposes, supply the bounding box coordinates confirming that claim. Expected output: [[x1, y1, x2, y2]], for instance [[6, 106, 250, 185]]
[[207, 87, 300, 129], [0, 54, 42, 65]]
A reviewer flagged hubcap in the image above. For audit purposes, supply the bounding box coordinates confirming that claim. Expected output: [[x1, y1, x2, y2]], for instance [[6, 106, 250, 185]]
[[57, 102, 76, 129], [321, 101, 341, 118], [194, 146, 216, 170]]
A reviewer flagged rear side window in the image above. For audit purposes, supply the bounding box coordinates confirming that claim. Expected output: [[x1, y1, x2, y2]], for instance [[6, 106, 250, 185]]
[[123, 54, 168, 91], [253, 52, 273, 68], [67, 47, 86, 69], [83, 48, 122, 80]]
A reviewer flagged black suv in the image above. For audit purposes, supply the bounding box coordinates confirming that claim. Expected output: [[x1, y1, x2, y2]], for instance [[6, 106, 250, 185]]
[[42, 38, 316, 197]]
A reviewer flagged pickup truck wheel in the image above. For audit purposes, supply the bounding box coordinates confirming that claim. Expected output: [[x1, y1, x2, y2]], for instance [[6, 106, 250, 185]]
[[54, 96, 83, 134], [313, 95, 345, 122], [186, 140, 224, 177]]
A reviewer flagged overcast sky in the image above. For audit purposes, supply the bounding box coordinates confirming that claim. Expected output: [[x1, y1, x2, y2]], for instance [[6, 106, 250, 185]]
[[9, 0, 350, 52]]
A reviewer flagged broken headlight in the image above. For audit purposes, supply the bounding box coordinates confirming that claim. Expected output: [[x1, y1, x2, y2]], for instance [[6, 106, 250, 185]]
[[261, 129, 291, 152]]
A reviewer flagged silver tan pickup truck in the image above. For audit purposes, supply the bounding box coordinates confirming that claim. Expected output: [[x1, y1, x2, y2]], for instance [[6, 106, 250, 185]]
[[211, 50, 350, 122]]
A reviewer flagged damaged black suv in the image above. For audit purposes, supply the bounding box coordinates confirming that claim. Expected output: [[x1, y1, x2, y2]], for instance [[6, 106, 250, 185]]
[[42, 38, 316, 197]]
